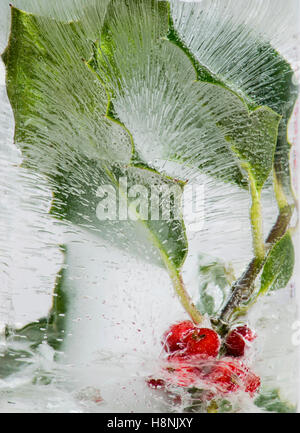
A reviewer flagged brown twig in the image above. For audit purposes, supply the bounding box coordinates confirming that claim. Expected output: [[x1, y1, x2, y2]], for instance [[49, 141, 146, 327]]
[[217, 205, 293, 324]]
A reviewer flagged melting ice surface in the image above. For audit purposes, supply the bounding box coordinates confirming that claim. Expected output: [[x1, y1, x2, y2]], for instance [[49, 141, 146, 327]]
[[0, 0, 299, 412]]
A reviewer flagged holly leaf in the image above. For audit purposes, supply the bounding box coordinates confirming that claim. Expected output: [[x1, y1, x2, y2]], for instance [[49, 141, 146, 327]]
[[192, 84, 281, 191], [260, 232, 295, 294], [50, 160, 187, 269], [255, 389, 296, 413], [170, 0, 298, 196], [2, 7, 132, 173], [91, 0, 281, 191], [2, 6, 188, 272], [197, 254, 233, 315]]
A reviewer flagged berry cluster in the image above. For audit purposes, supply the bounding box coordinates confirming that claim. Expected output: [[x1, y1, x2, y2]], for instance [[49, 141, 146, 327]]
[[147, 321, 260, 401]]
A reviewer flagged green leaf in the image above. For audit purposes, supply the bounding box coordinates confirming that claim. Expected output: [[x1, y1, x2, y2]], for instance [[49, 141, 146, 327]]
[[260, 232, 295, 294], [0, 346, 34, 378], [198, 286, 215, 317], [197, 254, 233, 315], [2, 6, 188, 272], [50, 160, 187, 270], [216, 399, 233, 413], [197, 87, 281, 191], [2, 6, 132, 173], [170, 0, 298, 196], [92, 0, 281, 190], [255, 389, 296, 413]]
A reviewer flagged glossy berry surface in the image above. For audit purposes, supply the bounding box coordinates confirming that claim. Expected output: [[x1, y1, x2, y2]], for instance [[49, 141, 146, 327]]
[[162, 321, 195, 352], [234, 325, 256, 342], [225, 325, 256, 357], [225, 331, 246, 357], [183, 328, 220, 358]]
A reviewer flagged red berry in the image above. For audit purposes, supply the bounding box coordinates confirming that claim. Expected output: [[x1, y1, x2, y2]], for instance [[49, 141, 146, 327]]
[[225, 331, 246, 357], [244, 372, 261, 396], [164, 355, 200, 387], [146, 378, 165, 390], [183, 328, 220, 358], [207, 361, 239, 393], [235, 325, 256, 342], [205, 358, 260, 396], [233, 361, 260, 396], [162, 321, 195, 353], [225, 325, 256, 357]]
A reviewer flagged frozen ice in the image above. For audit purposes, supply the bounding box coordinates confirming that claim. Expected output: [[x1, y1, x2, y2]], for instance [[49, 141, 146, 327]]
[[0, 0, 299, 413]]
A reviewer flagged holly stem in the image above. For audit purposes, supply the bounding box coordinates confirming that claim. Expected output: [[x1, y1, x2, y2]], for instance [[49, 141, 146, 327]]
[[218, 172, 294, 324], [167, 264, 204, 325], [248, 170, 265, 261], [216, 168, 266, 324], [273, 168, 290, 210], [144, 219, 204, 325]]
